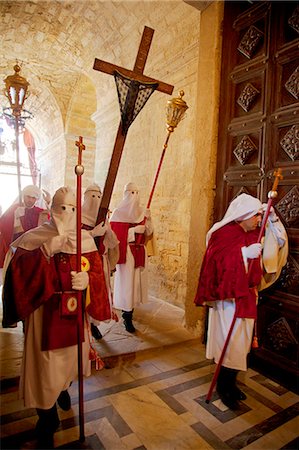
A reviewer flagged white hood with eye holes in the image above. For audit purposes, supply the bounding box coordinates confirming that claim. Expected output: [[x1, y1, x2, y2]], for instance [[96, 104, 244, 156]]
[[82, 183, 102, 227], [10, 187, 97, 255], [110, 182, 145, 223]]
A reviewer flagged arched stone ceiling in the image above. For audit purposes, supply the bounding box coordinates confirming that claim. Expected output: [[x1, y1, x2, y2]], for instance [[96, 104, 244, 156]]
[[0, 0, 208, 148]]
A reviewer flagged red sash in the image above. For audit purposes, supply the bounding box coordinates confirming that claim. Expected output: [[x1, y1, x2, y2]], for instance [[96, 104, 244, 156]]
[[129, 232, 146, 268], [20, 206, 44, 232], [110, 221, 146, 268]]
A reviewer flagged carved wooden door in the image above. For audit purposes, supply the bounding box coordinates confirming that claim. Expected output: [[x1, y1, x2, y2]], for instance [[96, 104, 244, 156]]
[[215, 1, 299, 391]]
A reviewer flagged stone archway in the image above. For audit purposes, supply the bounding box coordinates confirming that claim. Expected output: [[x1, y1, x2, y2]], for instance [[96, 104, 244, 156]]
[[64, 73, 97, 190]]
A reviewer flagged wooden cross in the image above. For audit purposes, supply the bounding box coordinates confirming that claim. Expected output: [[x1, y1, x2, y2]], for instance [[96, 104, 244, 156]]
[[75, 136, 86, 166], [93, 26, 174, 223]]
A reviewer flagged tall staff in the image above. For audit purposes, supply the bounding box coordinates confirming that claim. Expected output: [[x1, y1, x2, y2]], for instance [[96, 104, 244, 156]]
[[134, 91, 188, 247], [147, 91, 188, 209], [205, 168, 283, 403], [75, 136, 85, 441]]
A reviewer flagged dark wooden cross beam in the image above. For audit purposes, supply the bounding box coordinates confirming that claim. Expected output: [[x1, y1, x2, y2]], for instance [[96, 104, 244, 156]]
[[93, 26, 174, 223]]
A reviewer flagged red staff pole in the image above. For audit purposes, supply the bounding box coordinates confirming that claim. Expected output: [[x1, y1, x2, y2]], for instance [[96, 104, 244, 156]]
[[75, 136, 86, 441], [135, 92, 188, 245], [147, 131, 171, 209], [146, 91, 188, 209], [205, 168, 283, 403]]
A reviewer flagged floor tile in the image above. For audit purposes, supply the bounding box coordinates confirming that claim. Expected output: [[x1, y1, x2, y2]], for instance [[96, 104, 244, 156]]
[[1, 297, 298, 450]]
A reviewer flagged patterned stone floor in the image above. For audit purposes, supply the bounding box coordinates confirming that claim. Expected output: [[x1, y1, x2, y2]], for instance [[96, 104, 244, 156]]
[[1, 339, 299, 450], [0, 291, 298, 450]]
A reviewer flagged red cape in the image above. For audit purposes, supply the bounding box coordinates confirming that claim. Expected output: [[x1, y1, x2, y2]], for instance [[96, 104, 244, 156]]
[[2, 248, 110, 350], [0, 204, 46, 267], [194, 222, 262, 318], [0, 203, 19, 267]]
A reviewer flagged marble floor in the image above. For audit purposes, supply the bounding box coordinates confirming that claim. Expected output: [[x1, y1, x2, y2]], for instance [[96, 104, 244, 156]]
[[1, 298, 299, 450]]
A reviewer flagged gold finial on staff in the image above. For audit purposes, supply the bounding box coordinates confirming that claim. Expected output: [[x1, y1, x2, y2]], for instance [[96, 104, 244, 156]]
[[75, 136, 85, 175], [146, 90, 189, 208]]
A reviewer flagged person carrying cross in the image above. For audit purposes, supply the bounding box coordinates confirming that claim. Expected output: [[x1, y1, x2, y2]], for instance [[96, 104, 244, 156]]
[[110, 182, 153, 333], [82, 183, 119, 340]]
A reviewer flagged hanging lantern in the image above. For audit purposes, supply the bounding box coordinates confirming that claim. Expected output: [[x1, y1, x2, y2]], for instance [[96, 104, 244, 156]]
[[4, 64, 29, 117]]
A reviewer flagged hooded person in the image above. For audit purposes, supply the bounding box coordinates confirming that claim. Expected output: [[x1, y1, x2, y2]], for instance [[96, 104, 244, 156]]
[[82, 183, 119, 340], [110, 182, 153, 333], [0, 185, 49, 270], [194, 193, 288, 410], [2, 186, 110, 448]]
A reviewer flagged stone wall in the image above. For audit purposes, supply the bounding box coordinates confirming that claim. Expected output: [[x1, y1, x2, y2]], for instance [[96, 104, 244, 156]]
[[64, 74, 97, 190], [91, 1, 224, 335], [185, 1, 224, 333]]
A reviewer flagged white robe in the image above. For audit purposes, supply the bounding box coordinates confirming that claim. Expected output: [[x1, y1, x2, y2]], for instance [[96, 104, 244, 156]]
[[20, 306, 90, 409], [4, 197, 98, 409]]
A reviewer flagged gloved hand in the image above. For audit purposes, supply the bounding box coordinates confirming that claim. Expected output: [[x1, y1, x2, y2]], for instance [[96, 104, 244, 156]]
[[90, 221, 107, 237], [145, 208, 151, 219], [262, 203, 278, 222], [71, 271, 89, 290], [134, 225, 145, 234], [243, 243, 262, 259]]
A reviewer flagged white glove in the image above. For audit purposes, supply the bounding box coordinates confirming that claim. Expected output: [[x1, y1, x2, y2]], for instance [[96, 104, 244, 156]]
[[262, 203, 278, 222], [90, 221, 107, 237], [71, 271, 89, 290], [243, 243, 262, 259], [134, 225, 145, 234], [43, 235, 67, 257], [145, 208, 151, 219]]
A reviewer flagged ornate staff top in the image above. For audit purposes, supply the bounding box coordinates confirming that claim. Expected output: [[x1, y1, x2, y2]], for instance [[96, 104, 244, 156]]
[[166, 90, 188, 132], [75, 136, 85, 175], [268, 168, 283, 199]]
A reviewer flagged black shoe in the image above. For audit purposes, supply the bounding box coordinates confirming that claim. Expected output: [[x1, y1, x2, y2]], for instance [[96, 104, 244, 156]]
[[124, 319, 136, 333], [122, 311, 136, 333], [234, 386, 247, 400], [36, 430, 54, 449], [57, 390, 71, 411], [36, 405, 60, 448], [91, 323, 103, 340]]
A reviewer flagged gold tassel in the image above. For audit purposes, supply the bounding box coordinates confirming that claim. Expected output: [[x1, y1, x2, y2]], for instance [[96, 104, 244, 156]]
[[252, 335, 259, 348], [252, 321, 259, 348], [89, 346, 105, 370]]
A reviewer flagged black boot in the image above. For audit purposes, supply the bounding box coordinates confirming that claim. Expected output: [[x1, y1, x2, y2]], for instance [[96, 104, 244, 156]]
[[36, 404, 60, 448], [122, 310, 136, 333], [216, 366, 239, 410], [230, 368, 247, 401], [91, 323, 103, 340]]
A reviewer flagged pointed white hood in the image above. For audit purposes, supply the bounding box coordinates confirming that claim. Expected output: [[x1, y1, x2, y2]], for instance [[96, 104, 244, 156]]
[[110, 182, 145, 223]]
